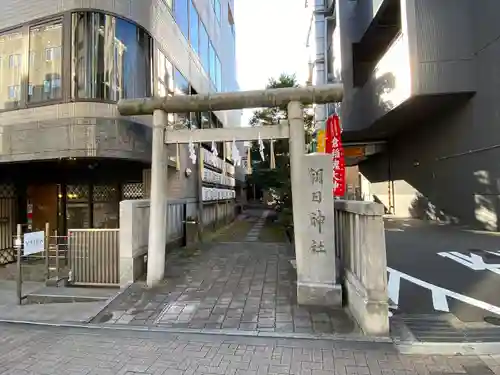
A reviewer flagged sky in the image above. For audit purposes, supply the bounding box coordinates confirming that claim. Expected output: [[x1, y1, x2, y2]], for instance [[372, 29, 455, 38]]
[[234, 0, 310, 126]]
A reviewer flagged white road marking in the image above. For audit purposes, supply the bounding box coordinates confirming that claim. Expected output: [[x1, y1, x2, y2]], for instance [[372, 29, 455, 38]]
[[438, 251, 500, 275], [387, 271, 401, 307], [387, 267, 500, 315]]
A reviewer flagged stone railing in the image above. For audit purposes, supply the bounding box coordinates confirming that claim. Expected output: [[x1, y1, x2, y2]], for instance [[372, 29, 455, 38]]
[[334, 200, 389, 336], [119, 199, 186, 286], [119, 198, 236, 286]]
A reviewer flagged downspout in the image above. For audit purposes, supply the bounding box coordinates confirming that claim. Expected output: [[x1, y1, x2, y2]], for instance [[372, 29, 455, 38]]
[[313, 3, 335, 127], [324, 14, 335, 117], [314, 8, 325, 128]]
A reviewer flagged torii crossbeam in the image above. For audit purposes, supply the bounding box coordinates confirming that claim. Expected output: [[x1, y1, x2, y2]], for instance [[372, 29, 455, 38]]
[[117, 84, 344, 292]]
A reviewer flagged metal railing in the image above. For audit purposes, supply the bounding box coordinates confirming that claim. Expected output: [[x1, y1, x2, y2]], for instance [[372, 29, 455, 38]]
[[67, 229, 120, 286], [0, 197, 16, 266]]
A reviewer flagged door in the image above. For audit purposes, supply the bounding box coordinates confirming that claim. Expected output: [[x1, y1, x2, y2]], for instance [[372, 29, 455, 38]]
[[27, 184, 58, 232]]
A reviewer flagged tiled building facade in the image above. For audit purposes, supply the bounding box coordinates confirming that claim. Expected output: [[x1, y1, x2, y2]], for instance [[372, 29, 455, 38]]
[[0, 0, 240, 236]]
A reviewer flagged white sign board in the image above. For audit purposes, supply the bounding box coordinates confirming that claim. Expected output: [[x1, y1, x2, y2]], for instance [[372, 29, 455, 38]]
[[23, 231, 45, 256]]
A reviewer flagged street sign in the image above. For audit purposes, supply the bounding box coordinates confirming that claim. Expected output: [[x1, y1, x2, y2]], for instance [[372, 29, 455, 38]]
[[23, 231, 45, 256], [344, 146, 364, 158]]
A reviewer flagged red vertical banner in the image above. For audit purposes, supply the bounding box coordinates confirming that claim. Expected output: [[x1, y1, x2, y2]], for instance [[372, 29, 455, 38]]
[[329, 114, 346, 197], [325, 116, 333, 154]]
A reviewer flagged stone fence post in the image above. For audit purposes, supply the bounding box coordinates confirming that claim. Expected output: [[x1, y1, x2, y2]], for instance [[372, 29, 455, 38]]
[[334, 200, 389, 336]]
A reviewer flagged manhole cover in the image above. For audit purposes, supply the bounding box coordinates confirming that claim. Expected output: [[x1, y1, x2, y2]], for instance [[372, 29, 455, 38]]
[[484, 316, 500, 326]]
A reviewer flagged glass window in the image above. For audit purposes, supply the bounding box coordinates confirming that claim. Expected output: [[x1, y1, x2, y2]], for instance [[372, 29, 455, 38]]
[[71, 12, 152, 101], [189, 0, 199, 54], [8, 85, 20, 99], [93, 185, 119, 229], [208, 42, 216, 87], [174, 69, 190, 127], [28, 21, 63, 103], [174, 69, 189, 96], [9, 54, 20, 68], [215, 54, 222, 92], [157, 49, 174, 97], [214, 0, 221, 23], [0, 30, 25, 110], [66, 185, 90, 229], [174, 0, 189, 39], [228, 6, 235, 36], [200, 112, 211, 129], [199, 22, 209, 74], [45, 46, 61, 61], [190, 112, 200, 129]]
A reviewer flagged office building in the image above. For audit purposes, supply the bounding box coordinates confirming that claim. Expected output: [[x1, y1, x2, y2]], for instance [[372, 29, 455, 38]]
[[329, 0, 498, 231], [0, 0, 240, 241]]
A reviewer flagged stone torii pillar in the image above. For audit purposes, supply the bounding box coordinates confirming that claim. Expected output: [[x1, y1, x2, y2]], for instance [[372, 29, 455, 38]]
[[117, 84, 343, 290]]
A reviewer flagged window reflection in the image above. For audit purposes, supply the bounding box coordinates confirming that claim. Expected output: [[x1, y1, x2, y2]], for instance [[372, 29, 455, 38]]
[[189, 0, 199, 55], [200, 112, 211, 129], [0, 30, 25, 110], [174, 0, 189, 39], [157, 49, 174, 97], [199, 23, 209, 74], [215, 54, 222, 92], [29, 21, 63, 103], [174, 69, 190, 128], [212, 0, 221, 23], [208, 42, 215, 88], [71, 12, 152, 101]]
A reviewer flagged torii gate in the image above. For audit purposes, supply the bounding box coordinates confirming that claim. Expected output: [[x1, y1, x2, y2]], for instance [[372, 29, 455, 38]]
[[117, 84, 344, 306]]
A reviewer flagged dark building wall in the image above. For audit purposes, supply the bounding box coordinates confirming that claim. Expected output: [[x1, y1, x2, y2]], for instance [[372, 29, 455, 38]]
[[341, 0, 500, 230]]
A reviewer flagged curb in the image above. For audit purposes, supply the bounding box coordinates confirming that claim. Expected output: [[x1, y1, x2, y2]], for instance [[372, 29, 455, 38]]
[[2, 318, 500, 354], [84, 282, 134, 324], [0, 318, 392, 343], [394, 340, 500, 355]]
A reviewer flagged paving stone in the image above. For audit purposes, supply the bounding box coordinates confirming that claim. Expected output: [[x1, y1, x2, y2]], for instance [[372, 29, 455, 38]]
[[90, 209, 355, 336]]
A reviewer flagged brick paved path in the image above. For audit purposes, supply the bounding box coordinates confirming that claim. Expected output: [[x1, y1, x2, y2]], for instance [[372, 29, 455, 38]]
[[91, 210, 354, 335], [0, 324, 498, 375]]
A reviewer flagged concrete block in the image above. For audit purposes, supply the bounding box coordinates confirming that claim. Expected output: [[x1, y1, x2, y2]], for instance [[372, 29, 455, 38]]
[[345, 270, 389, 336]]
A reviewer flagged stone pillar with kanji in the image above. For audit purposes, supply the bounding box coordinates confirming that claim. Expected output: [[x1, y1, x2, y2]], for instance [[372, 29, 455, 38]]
[[295, 153, 342, 307]]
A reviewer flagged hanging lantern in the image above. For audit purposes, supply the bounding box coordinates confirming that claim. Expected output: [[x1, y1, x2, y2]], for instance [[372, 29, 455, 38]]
[[222, 142, 226, 173], [188, 137, 197, 164], [211, 140, 218, 164], [231, 138, 241, 166], [258, 132, 265, 161], [175, 142, 181, 171], [270, 139, 276, 170], [247, 145, 252, 174]]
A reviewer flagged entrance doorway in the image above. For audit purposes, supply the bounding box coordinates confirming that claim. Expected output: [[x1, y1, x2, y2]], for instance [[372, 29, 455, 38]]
[[27, 184, 58, 233]]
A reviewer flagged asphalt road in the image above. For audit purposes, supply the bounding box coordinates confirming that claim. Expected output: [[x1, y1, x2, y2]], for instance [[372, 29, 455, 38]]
[[384, 218, 500, 322]]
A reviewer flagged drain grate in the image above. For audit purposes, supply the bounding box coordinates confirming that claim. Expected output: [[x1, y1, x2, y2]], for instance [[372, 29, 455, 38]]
[[395, 314, 500, 343]]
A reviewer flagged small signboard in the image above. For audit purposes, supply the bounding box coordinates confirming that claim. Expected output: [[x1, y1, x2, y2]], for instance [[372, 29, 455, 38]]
[[23, 231, 45, 256]]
